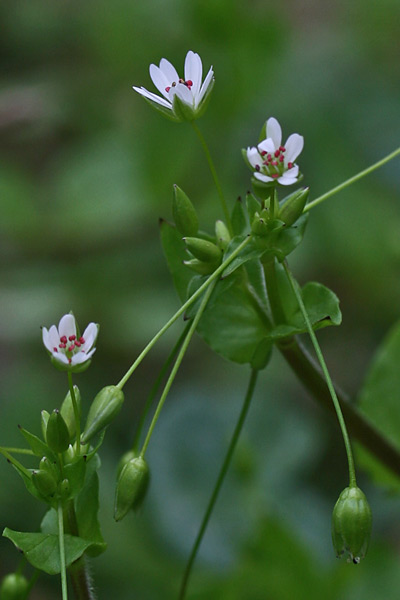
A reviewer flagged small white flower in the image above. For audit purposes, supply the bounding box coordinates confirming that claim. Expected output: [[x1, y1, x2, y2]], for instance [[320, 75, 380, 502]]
[[246, 117, 304, 186], [42, 314, 98, 371], [133, 50, 214, 121]]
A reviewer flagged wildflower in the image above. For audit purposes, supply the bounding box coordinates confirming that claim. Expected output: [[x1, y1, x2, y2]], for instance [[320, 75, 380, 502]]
[[42, 313, 98, 372], [133, 50, 214, 122], [246, 117, 304, 186]]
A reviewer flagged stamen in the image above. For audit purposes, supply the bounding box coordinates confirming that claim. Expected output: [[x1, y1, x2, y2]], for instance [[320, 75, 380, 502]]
[[255, 165, 260, 171], [59, 343, 66, 349], [270, 173, 280, 178], [165, 86, 171, 93], [75, 341, 81, 347], [53, 347, 58, 352], [274, 150, 280, 158], [279, 155, 284, 162], [79, 336, 85, 344], [279, 146, 286, 152], [271, 161, 278, 166], [288, 162, 293, 169], [60, 336, 67, 344], [68, 345, 75, 352], [69, 335, 76, 341]]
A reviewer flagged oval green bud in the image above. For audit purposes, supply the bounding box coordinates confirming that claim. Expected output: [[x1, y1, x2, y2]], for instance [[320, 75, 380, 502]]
[[32, 469, 57, 498], [81, 386, 124, 444], [58, 478, 71, 500], [0, 573, 29, 600], [60, 385, 81, 439], [114, 456, 150, 521], [332, 485, 372, 563], [39, 456, 59, 481], [279, 188, 309, 226], [215, 220, 231, 251], [46, 409, 70, 453], [183, 258, 216, 275], [116, 450, 137, 479], [172, 185, 199, 236], [41, 410, 50, 441], [184, 237, 222, 264]]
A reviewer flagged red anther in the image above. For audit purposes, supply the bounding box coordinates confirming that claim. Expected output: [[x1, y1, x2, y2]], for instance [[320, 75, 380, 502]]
[[179, 78, 185, 83], [263, 160, 269, 165], [260, 150, 267, 157], [59, 343, 66, 349], [279, 155, 284, 162], [271, 160, 278, 166], [53, 347, 58, 352], [75, 341, 81, 347], [255, 164, 260, 171], [186, 79, 193, 87], [165, 86, 171, 93], [288, 162, 293, 169], [69, 335, 76, 341], [270, 173, 280, 178], [68, 358, 72, 364], [79, 336, 85, 344], [267, 154, 272, 161], [274, 150, 280, 158], [60, 336, 67, 344], [68, 345, 75, 352], [279, 146, 286, 152]]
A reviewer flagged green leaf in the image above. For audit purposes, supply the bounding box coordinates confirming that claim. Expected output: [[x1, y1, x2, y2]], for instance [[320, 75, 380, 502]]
[[357, 320, 400, 490], [3, 528, 91, 575], [18, 426, 55, 461], [231, 198, 248, 236], [160, 219, 194, 302], [221, 236, 264, 278], [271, 213, 309, 261], [74, 454, 106, 556], [63, 456, 87, 499]]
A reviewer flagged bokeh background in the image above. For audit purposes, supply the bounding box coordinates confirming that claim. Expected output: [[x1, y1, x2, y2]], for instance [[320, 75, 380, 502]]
[[1, 0, 400, 598]]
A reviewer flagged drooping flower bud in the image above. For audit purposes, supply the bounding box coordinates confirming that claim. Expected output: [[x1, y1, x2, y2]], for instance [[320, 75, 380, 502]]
[[81, 386, 124, 444], [332, 485, 372, 563], [172, 185, 199, 236], [114, 456, 150, 521], [215, 220, 231, 251], [60, 385, 81, 439], [32, 469, 57, 499], [46, 409, 70, 454], [0, 573, 29, 600], [278, 187, 309, 226], [183, 237, 222, 263]]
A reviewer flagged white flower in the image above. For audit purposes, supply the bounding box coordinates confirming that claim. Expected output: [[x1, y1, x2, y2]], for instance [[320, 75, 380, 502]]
[[246, 117, 304, 186], [133, 50, 214, 121], [42, 314, 98, 371]]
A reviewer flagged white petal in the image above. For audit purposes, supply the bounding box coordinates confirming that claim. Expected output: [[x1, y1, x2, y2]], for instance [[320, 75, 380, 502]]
[[266, 117, 282, 149], [170, 82, 193, 106], [132, 86, 172, 109], [48, 325, 60, 349], [278, 171, 299, 186], [285, 134, 304, 163], [81, 323, 98, 350], [58, 314, 76, 339], [184, 51, 202, 97], [285, 164, 299, 178], [42, 327, 52, 352], [150, 64, 172, 99], [254, 172, 273, 183], [55, 353, 70, 365], [258, 138, 275, 154], [159, 58, 179, 85], [247, 147, 261, 168], [71, 349, 96, 365], [197, 67, 214, 105]]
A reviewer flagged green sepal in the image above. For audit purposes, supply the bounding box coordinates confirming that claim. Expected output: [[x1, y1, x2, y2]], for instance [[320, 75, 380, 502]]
[[184, 237, 222, 263], [142, 97, 181, 122], [215, 220, 231, 251], [81, 386, 124, 444], [0, 573, 29, 600], [114, 456, 150, 521], [116, 450, 138, 479], [172, 185, 199, 236], [41, 410, 50, 441], [246, 192, 261, 224], [60, 385, 81, 440], [279, 188, 309, 226], [192, 76, 214, 120], [32, 469, 57, 499], [172, 94, 196, 122], [251, 177, 276, 201], [62, 455, 87, 500], [183, 258, 216, 275], [39, 456, 59, 481], [231, 198, 248, 236], [331, 486, 372, 563], [49, 355, 92, 374], [18, 425, 55, 460], [46, 410, 70, 454]]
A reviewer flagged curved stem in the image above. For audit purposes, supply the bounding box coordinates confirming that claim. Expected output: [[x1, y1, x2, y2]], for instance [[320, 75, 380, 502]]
[[140, 280, 217, 458], [190, 121, 232, 233], [178, 369, 259, 600], [116, 236, 252, 390], [67, 372, 81, 456], [283, 262, 356, 486], [58, 501, 68, 600], [132, 322, 191, 453], [304, 147, 400, 212]]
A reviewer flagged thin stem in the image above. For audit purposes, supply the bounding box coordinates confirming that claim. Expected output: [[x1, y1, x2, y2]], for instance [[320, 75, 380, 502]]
[[0, 447, 34, 455], [116, 235, 252, 390], [58, 501, 68, 600], [190, 120, 232, 233], [67, 372, 81, 456], [140, 280, 217, 458], [262, 258, 286, 325], [283, 262, 356, 486], [304, 147, 400, 212], [132, 322, 191, 453], [0, 449, 32, 477], [179, 369, 259, 600], [65, 502, 96, 600]]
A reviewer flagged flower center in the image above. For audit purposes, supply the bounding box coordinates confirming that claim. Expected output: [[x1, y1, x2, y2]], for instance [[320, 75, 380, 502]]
[[255, 146, 294, 178], [165, 78, 193, 93], [53, 334, 86, 364]]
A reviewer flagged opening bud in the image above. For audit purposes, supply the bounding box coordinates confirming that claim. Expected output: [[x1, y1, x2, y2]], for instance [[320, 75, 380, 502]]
[[172, 185, 199, 236], [81, 386, 124, 444], [0, 573, 29, 600], [332, 485, 372, 563], [114, 456, 150, 521], [46, 409, 70, 454]]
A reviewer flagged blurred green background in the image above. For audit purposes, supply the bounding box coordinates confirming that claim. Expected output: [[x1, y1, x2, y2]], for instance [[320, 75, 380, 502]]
[[1, 0, 400, 598]]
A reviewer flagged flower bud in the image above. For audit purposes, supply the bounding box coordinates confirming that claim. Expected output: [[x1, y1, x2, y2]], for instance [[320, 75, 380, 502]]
[[278, 187, 309, 226], [39, 456, 59, 481], [81, 386, 124, 444], [60, 385, 81, 439], [332, 485, 372, 563], [215, 220, 231, 251], [172, 185, 199, 236], [184, 237, 222, 264], [32, 469, 57, 499], [46, 409, 70, 453], [0, 573, 29, 600], [116, 450, 137, 479], [58, 478, 71, 500], [183, 258, 216, 275], [114, 456, 150, 521]]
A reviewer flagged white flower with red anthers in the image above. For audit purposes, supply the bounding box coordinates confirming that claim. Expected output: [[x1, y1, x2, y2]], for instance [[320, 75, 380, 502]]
[[133, 50, 214, 122], [42, 314, 99, 371], [246, 117, 304, 186]]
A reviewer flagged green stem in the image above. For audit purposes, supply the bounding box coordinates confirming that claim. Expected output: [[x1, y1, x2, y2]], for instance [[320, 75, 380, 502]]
[[116, 236, 252, 390], [67, 372, 81, 456], [262, 258, 286, 325], [283, 262, 356, 486], [65, 502, 96, 600], [178, 369, 259, 600], [140, 280, 217, 458], [132, 322, 191, 453], [58, 501, 68, 600], [190, 120, 232, 233], [0, 447, 34, 455], [304, 147, 400, 212], [0, 449, 32, 478]]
